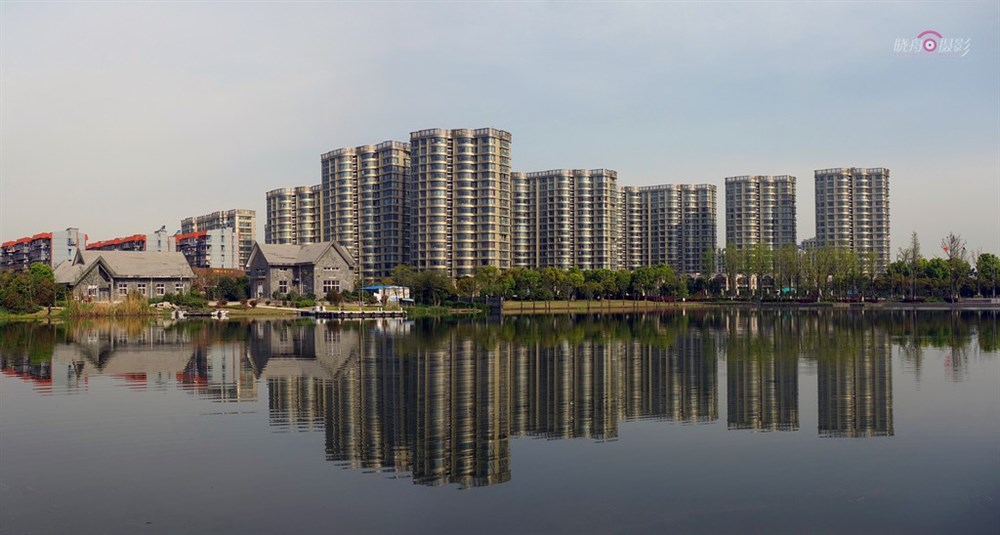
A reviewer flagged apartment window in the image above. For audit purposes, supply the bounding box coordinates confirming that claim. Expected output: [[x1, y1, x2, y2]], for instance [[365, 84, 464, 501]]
[[279, 281, 288, 294], [137, 283, 147, 295], [156, 283, 165, 296], [118, 283, 128, 296]]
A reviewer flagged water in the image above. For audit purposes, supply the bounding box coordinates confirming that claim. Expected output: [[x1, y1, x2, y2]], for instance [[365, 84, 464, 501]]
[[1, 310, 997, 534]]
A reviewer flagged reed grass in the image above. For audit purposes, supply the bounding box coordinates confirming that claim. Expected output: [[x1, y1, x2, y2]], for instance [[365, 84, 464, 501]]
[[62, 292, 158, 318]]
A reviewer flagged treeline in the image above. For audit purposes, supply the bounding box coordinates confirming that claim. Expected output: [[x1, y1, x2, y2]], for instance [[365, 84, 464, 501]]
[[383, 232, 998, 305], [388, 264, 692, 305], [715, 232, 997, 300]]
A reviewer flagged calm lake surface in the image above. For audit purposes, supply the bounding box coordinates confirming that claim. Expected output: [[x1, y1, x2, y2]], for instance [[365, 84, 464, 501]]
[[1, 310, 998, 534]]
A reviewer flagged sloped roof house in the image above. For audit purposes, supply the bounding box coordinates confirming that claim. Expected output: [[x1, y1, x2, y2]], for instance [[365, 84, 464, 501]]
[[245, 242, 356, 299], [55, 250, 195, 302]]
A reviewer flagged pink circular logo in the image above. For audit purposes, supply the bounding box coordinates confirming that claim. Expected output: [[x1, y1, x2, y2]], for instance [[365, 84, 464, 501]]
[[917, 30, 943, 53]]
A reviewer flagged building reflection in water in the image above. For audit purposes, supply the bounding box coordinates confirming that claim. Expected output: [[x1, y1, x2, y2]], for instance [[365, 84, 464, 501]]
[[725, 311, 799, 432], [0, 310, 911, 489], [53, 321, 197, 393], [817, 324, 894, 438], [2, 321, 259, 402], [250, 318, 719, 488]]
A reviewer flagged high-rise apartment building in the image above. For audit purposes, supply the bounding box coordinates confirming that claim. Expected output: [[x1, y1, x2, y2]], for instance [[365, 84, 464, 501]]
[[514, 169, 619, 270], [175, 228, 240, 270], [618, 186, 643, 271], [725, 175, 796, 249], [621, 184, 717, 274], [814, 167, 890, 272], [409, 128, 512, 277], [181, 209, 256, 268], [321, 141, 410, 280], [512, 172, 531, 269], [265, 185, 321, 245]]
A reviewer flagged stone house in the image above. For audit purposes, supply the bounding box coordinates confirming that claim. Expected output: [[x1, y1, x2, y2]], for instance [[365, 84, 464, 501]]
[[54, 250, 195, 302], [245, 242, 356, 299]]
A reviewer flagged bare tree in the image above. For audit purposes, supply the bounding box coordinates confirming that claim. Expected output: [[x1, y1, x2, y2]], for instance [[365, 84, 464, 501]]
[[898, 231, 922, 299], [941, 233, 968, 300], [941, 233, 967, 262]]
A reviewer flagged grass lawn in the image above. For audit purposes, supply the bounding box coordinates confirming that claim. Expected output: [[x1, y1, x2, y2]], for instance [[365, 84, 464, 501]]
[[0, 309, 60, 322], [220, 305, 299, 317]]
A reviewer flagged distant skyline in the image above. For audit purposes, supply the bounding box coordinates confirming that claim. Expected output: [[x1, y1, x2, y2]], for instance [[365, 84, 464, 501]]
[[2, 2, 998, 257]]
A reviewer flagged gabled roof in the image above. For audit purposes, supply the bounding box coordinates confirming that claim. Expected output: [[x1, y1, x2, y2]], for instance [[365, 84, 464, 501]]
[[249, 242, 357, 269], [54, 259, 84, 285], [84, 251, 195, 278], [56, 250, 194, 285]]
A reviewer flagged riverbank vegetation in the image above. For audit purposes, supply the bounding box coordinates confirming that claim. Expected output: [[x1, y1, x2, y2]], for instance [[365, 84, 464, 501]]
[[63, 292, 159, 318], [378, 233, 998, 304], [0, 263, 59, 314]]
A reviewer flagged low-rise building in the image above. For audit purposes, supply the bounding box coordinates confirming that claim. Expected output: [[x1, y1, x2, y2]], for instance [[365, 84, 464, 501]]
[[246, 242, 357, 299], [86, 228, 176, 253], [54, 250, 195, 302], [1, 228, 86, 272]]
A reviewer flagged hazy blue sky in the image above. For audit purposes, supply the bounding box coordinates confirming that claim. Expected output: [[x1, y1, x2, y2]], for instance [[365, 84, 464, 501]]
[[2, 2, 998, 257]]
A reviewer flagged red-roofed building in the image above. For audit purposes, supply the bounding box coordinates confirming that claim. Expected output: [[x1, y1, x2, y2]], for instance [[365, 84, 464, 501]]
[[85, 228, 175, 253], [1, 228, 86, 272]]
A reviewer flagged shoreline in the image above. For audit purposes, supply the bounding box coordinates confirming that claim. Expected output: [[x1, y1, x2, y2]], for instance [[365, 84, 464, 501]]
[[4, 300, 997, 323], [501, 299, 1000, 315]]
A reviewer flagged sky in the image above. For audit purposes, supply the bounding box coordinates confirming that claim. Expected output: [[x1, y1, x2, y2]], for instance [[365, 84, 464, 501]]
[[2, 1, 998, 258]]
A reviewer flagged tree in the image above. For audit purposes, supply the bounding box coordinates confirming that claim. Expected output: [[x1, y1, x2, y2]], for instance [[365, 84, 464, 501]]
[[614, 270, 632, 299], [941, 233, 966, 262], [675, 275, 690, 299], [326, 289, 344, 306], [0, 263, 55, 313], [216, 275, 249, 301], [540, 267, 565, 300], [510, 268, 546, 301], [748, 243, 773, 298], [579, 281, 602, 301], [390, 265, 417, 290], [701, 247, 717, 275], [587, 269, 617, 299], [27, 262, 55, 307], [474, 266, 506, 298], [456, 276, 480, 300], [563, 267, 585, 300], [630, 266, 657, 299], [412, 270, 455, 306], [0, 271, 32, 313], [860, 251, 878, 299], [650, 264, 676, 296], [977, 253, 1000, 298], [941, 233, 968, 299], [897, 233, 921, 300], [723, 245, 742, 297]]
